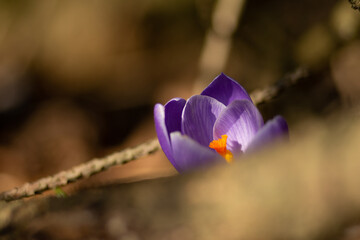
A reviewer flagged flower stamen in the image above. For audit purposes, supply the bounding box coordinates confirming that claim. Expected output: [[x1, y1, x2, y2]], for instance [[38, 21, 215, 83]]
[[209, 135, 233, 163]]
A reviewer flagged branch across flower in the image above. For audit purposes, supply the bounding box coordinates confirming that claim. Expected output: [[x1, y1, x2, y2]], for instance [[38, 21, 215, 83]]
[[154, 73, 289, 172]]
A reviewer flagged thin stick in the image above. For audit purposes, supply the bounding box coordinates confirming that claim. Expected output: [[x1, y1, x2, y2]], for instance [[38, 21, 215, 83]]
[[250, 67, 308, 105], [0, 138, 160, 201], [0, 68, 307, 202]]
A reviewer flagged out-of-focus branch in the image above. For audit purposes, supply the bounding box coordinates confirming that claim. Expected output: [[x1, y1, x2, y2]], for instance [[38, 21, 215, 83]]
[[194, 0, 247, 92], [349, 0, 360, 10], [250, 67, 308, 105]]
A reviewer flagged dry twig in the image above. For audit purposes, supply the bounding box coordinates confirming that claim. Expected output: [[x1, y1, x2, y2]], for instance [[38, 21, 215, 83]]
[[0, 68, 307, 202], [250, 67, 308, 105], [0, 139, 160, 201]]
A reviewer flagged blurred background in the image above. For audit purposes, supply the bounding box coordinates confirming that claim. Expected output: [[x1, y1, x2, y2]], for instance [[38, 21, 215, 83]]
[[0, 0, 359, 194]]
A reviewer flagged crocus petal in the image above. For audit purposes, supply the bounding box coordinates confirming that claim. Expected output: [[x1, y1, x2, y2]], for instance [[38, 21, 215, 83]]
[[201, 73, 252, 106], [154, 104, 174, 164], [245, 116, 289, 153], [164, 98, 186, 137], [170, 131, 221, 172], [182, 95, 226, 147], [213, 100, 264, 152]]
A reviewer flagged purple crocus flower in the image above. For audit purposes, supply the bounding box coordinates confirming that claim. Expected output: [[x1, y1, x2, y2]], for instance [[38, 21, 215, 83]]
[[154, 73, 288, 173]]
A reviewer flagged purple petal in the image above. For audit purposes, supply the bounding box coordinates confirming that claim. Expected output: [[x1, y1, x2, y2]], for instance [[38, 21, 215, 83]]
[[245, 116, 289, 153], [170, 131, 222, 172], [201, 73, 252, 106], [213, 100, 264, 152], [164, 98, 186, 137], [154, 103, 175, 165], [182, 95, 226, 147]]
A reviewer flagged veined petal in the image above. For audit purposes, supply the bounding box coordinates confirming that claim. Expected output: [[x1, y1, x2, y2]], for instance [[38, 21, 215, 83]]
[[164, 98, 186, 137], [245, 116, 289, 153], [201, 73, 252, 106], [182, 95, 226, 147], [213, 100, 264, 152], [170, 131, 221, 173], [154, 104, 175, 166]]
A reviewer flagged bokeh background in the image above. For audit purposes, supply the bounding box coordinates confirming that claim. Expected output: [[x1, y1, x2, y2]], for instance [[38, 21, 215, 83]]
[[0, 0, 359, 193]]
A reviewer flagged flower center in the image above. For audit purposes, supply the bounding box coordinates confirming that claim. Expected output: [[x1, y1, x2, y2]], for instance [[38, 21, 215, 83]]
[[209, 134, 233, 163]]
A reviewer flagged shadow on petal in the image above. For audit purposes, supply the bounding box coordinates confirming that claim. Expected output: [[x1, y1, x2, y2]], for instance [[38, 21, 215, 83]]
[[170, 131, 222, 173], [245, 116, 289, 153], [164, 98, 186, 138], [154, 103, 175, 164]]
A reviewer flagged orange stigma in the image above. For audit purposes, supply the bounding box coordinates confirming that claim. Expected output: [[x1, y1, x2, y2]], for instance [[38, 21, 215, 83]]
[[209, 135, 233, 163]]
